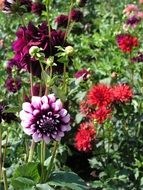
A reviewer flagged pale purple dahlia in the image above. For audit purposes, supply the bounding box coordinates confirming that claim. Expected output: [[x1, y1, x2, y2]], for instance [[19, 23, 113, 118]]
[[20, 94, 71, 143]]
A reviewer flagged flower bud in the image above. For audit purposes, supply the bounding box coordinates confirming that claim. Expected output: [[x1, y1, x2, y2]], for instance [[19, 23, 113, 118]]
[[65, 46, 74, 56]]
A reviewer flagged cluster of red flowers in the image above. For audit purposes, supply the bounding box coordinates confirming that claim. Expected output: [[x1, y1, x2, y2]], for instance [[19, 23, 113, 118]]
[[75, 83, 133, 152], [74, 122, 96, 152], [116, 34, 139, 53]]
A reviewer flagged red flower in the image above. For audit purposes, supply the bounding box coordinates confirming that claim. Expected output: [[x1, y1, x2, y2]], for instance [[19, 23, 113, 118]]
[[87, 84, 113, 107], [75, 122, 96, 152], [90, 106, 111, 124], [55, 14, 68, 28], [116, 34, 139, 53], [70, 9, 83, 22], [112, 84, 133, 102]]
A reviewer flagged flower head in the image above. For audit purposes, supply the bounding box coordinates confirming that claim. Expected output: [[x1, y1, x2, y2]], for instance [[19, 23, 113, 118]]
[[75, 122, 96, 152], [87, 84, 113, 107], [112, 84, 133, 103], [70, 9, 83, 22], [131, 52, 143, 63], [126, 15, 141, 28], [55, 14, 68, 28], [31, 2, 46, 16], [77, 0, 87, 7], [123, 4, 138, 16], [116, 34, 139, 53], [20, 94, 71, 143], [90, 106, 111, 124], [74, 69, 90, 81], [5, 76, 22, 93]]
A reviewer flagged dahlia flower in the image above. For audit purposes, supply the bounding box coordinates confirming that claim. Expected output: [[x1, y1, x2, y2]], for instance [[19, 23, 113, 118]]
[[20, 94, 71, 143], [116, 34, 139, 53], [55, 14, 68, 28], [126, 16, 141, 28], [75, 122, 96, 152], [5, 76, 21, 93], [31, 2, 46, 16], [87, 84, 113, 107], [8, 22, 67, 77], [112, 84, 133, 103], [70, 9, 83, 22], [123, 4, 138, 16]]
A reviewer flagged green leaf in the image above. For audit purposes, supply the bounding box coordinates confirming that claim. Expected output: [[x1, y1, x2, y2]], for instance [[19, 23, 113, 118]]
[[11, 177, 35, 190], [48, 171, 89, 190], [36, 183, 55, 190], [11, 162, 40, 189]]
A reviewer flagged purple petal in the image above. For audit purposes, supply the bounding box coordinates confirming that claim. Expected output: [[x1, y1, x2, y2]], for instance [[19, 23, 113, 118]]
[[41, 103, 49, 110], [20, 110, 34, 121], [62, 114, 70, 123], [48, 94, 56, 103], [31, 96, 42, 109], [59, 109, 67, 117], [61, 124, 71, 131], [52, 99, 63, 112], [21, 121, 31, 128], [43, 135, 50, 144], [22, 102, 33, 113], [33, 109, 40, 116], [32, 132, 42, 142], [23, 127, 34, 135], [41, 96, 49, 104], [58, 131, 64, 137], [55, 135, 61, 141]]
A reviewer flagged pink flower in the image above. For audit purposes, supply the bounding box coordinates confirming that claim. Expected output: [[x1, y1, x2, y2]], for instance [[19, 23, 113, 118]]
[[123, 4, 138, 16], [20, 94, 71, 143]]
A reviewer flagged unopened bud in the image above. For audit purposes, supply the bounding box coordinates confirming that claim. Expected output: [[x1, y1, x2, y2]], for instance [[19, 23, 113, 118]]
[[65, 46, 74, 56]]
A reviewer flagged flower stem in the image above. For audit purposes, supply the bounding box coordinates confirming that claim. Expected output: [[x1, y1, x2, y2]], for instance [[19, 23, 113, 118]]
[[2, 129, 9, 168], [2, 168, 8, 190], [45, 141, 59, 180], [28, 140, 35, 162], [30, 64, 33, 96], [41, 141, 46, 182]]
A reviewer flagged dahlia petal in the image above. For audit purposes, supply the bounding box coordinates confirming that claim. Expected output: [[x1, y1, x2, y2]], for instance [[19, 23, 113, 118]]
[[61, 125, 71, 131], [43, 135, 50, 144], [48, 94, 56, 103], [33, 109, 40, 116], [52, 99, 63, 112], [22, 102, 33, 113], [20, 110, 34, 121], [23, 127, 34, 135], [32, 132, 42, 142], [31, 96, 42, 109], [41, 103, 49, 110], [55, 135, 61, 141], [58, 131, 64, 137], [21, 121, 31, 128], [62, 114, 70, 123], [41, 96, 49, 104], [59, 109, 67, 117]]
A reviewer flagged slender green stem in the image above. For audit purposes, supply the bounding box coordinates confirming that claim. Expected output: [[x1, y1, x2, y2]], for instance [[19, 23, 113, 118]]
[[30, 64, 33, 96], [28, 140, 35, 162], [45, 141, 59, 180], [64, 0, 74, 43], [63, 61, 68, 94], [0, 127, 2, 180], [2, 168, 8, 190], [41, 141, 46, 182], [2, 129, 9, 168], [46, 0, 52, 53]]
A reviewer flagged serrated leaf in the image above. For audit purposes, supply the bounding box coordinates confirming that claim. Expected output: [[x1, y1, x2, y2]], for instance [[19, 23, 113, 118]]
[[48, 171, 89, 190], [11, 177, 35, 190]]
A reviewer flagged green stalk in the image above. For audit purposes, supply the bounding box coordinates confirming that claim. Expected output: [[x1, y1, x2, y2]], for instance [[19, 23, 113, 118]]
[[41, 141, 46, 182], [2, 129, 9, 168], [2, 168, 8, 190], [45, 141, 59, 181], [28, 140, 35, 162]]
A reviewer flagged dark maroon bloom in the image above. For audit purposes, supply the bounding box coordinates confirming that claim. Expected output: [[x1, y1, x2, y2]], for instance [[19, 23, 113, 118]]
[[131, 52, 143, 63], [74, 69, 90, 81], [126, 15, 141, 28], [0, 102, 17, 123], [9, 22, 67, 77], [70, 9, 83, 22], [55, 14, 68, 28], [5, 76, 22, 93], [32, 2, 46, 16]]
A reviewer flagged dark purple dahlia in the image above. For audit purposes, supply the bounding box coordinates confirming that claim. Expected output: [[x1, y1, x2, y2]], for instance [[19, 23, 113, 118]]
[[0, 102, 17, 123], [31, 2, 46, 16], [1, 0, 32, 14], [126, 15, 141, 28], [70, 9, 83, 22], [55, 14, 68, 28], [5, 76, 22, 93], [20, 94, 71, 143], [9, 22, 67, 77], [74, 69, 90, 81]]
